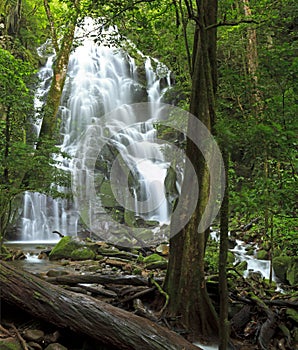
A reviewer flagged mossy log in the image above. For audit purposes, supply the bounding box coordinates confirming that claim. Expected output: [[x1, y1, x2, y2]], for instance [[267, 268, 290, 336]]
[[0, 262, 199, 350], [46, 273, 163, 286]]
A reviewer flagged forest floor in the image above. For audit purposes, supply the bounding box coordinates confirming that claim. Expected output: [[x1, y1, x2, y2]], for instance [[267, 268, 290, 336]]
[[0, 237, 297, 350]]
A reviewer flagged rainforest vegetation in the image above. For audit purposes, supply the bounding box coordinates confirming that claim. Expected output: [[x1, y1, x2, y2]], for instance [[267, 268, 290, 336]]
[[0, 1, 297, 350]]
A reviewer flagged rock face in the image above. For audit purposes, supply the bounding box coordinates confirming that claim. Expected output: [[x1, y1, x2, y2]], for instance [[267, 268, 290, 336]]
[[273, 255, 298, 285]]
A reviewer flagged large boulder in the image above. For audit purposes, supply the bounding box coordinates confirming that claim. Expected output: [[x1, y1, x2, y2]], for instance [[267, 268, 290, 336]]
[[49, 237, 83, 260], [273, 255, 298, 285], [286, 257, 298, 286]]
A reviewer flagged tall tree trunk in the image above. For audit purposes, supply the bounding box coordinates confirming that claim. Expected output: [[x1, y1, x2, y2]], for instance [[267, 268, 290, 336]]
[[38, 1, 79, 143], [242, 0, 260, 116], [219, 147, 230, 350], [164, 0, 219, 342]]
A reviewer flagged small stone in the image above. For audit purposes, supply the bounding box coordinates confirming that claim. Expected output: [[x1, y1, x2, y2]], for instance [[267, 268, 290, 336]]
[[44, 343, 68, 350], [156, 244, 169, 255], [46, 270, 69, 277], [28, 342, 43, 350], [23, 329, 45, 342]]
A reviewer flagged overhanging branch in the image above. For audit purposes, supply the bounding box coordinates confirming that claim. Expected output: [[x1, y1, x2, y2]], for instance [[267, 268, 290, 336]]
[[205, 19, 261, 30]]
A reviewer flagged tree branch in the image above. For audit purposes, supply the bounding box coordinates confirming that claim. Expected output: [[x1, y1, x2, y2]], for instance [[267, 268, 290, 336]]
[[205, 19, 261, 30], [43, 0, 59, 53]]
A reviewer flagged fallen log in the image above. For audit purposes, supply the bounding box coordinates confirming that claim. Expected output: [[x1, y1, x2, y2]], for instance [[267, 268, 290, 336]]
[[46, 273, 163, 286], [0, 262, 199, 350]]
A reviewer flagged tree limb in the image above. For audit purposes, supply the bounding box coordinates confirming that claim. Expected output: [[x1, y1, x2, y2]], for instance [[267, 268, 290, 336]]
[[43, 0, 59, 53], [205, 19, 261, 30]]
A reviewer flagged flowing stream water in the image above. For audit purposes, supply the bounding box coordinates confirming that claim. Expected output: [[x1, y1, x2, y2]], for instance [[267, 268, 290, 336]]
[[19, 19, 172, 242]]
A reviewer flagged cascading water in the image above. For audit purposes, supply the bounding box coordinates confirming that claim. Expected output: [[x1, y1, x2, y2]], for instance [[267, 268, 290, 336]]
[[19, 19, 172, 242]]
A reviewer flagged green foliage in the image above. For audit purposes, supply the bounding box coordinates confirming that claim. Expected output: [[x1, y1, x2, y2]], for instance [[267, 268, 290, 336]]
[[0, 1, 49, 64], [0, 48, 69, 240], [217, 0, 297, 253]]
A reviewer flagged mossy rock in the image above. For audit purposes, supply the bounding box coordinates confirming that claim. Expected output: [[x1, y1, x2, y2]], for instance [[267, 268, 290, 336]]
[[245, 247, 255, 256], [235, 260, 248, 272], [272, 255, 292, 283], [286, 308, 298, 324], [256, 249, 269, 260], [145, 260, 168, 270], [124, 209, 137, 227], [143, 253, 166, 264], [227, 251, 235, 264], [286, 258, 298, 286], [49, 236, 83, 260], [100, 181, 118, 208], [0, 338, 22, 350], [71, 247, 96, 261], [137, 229, 154, 241], [293, 328, 298, 342], [132, 267, 142, 275]]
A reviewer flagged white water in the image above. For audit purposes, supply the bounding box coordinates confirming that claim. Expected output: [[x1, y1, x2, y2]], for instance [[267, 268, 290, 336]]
[[231, 239, 276, 281], [20, 19, 171, 241]]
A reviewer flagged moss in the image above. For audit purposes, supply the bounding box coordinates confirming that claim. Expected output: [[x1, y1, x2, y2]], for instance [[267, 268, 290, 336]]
[[95, 254, 104, 261], [272, 255, 292, 283], [236, 260, 248, 272], [70, 247, 95, 261], [286, 308, 298, 323], [143, 253, 166, 264], [124, 209, 137, 227], [49, 236, 82, 260], [0, 338, 22, 350], [256, 249, 269, 260], [100, 181, 118, 208], [145, 260, 168, 270], [227, 251, 235, 264], [286, 258, 298, 286], [132, 267, 142, 275]]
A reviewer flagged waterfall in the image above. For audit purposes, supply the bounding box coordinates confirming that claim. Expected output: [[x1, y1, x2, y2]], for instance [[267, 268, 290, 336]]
[[19, 19, 172, 242]]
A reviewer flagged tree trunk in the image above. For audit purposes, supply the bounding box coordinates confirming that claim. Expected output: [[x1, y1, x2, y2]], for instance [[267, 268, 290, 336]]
[[0, 262, 200, 350], [218, 147, 230, 350], [38, 2, 79, 143], [242, 0, 261, 116], [164, 0, 219, 342]]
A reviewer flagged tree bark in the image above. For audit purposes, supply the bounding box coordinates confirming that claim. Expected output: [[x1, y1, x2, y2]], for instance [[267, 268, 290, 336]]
[[164, 0, 219, 341], [0, 262, 200, 350], [218, 147, 230, 350], [38, 2, 79, 144]]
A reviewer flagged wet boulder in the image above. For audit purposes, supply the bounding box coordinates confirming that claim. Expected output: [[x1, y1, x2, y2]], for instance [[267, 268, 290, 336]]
[[49, 236, 83, 260], [273, 255, 298, 285]]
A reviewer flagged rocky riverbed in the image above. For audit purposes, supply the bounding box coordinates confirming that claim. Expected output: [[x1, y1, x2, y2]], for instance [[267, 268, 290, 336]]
[[1, 235, 297, 350]]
